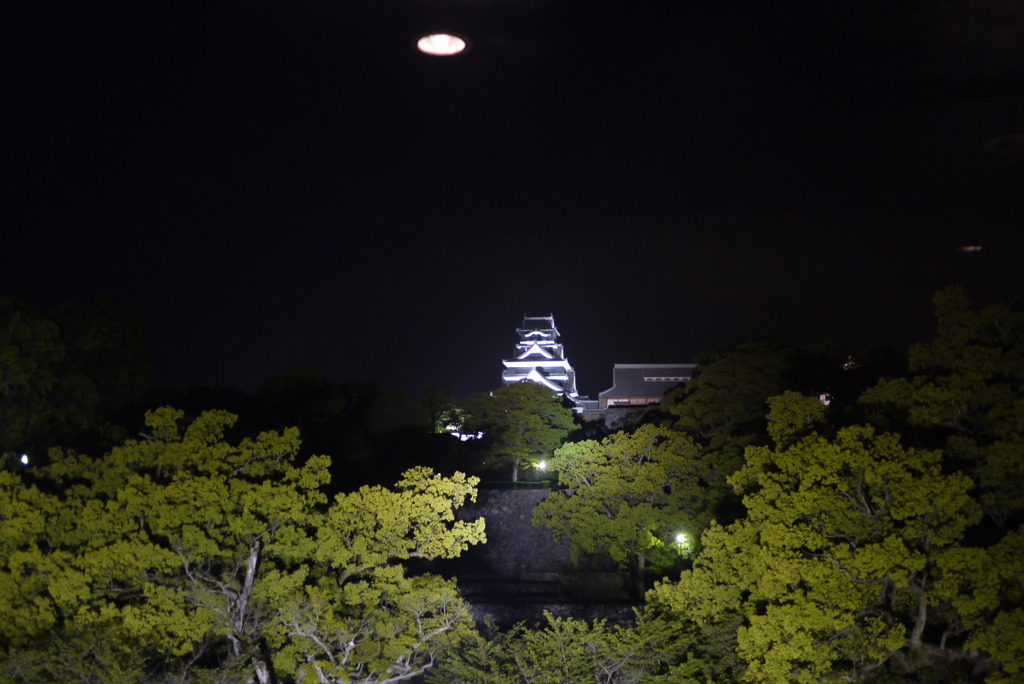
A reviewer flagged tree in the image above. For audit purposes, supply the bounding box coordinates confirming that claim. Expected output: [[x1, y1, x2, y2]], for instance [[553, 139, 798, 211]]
[[657, 340, 802, 513], [650, 393, 999, 682], [861, 286, 1024, 528], [933, 526, 1024, 684], [0, 296, 150, 457], [256, 365, 351, 431], [430, 610, 694, 684], [855, 286, 1024, 682], [533, 425, 710, 598], [465, 382, 576, 482], [251, 372, 450, 488], [421, 385, 460, 434], [272, 465, 485, 683], [0, 408, 485, 683]]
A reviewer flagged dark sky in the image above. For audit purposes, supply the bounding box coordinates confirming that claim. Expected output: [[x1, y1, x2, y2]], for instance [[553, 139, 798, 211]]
[[6, 0, 1024, 398]]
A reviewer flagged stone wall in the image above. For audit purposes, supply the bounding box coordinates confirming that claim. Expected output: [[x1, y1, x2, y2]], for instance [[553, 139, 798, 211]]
[[603, 405, 660, 431], [457, 488, 575, 576], [440, 487, 634, 627]]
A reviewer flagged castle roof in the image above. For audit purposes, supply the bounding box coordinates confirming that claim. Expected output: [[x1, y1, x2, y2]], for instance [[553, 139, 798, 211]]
[[517, 314, 558, 338], [503, 314, 577, 399]]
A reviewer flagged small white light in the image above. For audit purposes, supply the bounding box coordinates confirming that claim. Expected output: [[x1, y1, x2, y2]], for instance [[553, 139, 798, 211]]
[[675, 533, 686, 544], [537, 461, 546, 470], [20, 454, 29, 466], [417, 33, 467, 56]]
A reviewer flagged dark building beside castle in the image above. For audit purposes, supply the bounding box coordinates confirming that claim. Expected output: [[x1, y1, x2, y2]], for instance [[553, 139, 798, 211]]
[[598, 363, 696, 408]]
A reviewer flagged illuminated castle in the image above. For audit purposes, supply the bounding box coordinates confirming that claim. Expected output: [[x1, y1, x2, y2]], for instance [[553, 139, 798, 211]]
[[501, 315, 579, 402]]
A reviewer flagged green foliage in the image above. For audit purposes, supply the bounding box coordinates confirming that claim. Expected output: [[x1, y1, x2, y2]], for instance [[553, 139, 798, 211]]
[[5, 286, 1019, 682], [533, 425, 711, 597], [0, 619, 148, 684], [934, 525, 1024, 683], [662, 340, 797, 449], [0, 296, 150, 456], [651, 399, 995, 682], [861, 286, 1024, 528], [646, 289, 1024, 682], [0, 408, 485, 683], [853, 287, 1024, 680], [430, 610, 699, 683], [763, 391, 827, 447], [465, 382, 576, 482], [658, 340, 807, 519], [421, 385, 460, 434]]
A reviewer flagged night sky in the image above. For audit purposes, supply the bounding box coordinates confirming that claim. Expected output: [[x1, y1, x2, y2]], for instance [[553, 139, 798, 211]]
[[7, 0, 1024, 398]]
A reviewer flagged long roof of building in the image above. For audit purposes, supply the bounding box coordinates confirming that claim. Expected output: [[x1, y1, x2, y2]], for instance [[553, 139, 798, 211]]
[[598, 363, 696, 398]]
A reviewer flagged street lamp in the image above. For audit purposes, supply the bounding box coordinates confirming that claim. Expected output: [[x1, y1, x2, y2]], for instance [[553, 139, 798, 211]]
[[674, 532, 692, 556]]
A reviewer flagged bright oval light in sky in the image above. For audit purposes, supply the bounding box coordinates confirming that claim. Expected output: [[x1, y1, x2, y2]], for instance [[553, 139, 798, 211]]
[[417, 33, 466, 56]]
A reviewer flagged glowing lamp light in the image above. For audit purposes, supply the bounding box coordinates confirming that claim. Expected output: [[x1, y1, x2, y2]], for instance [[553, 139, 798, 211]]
[[416, 33, 467, 56], [537, 461, 547, 470], [20, 454, 29, 466], [675, 533, 687, 544]]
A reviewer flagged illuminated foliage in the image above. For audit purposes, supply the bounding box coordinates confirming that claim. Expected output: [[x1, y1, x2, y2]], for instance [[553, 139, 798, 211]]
[[272, 466, 485, 683], [855, 286, 1024, 681], [421, 385, 462, 434], [861, 286, 1024, 527], [661, 341, 798, 457], [651, 394, 999, 682], [533, 425, 710, 597], [465, 382, 576, 482], [934, 527, 1024, 684], [648, 291, 1024, 681], [657, 340, 809, 526], [430, 610, 698, 684], [0, 408, 485, 683]]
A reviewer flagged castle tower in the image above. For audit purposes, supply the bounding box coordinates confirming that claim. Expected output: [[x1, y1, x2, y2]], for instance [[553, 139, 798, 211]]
[[501, 315, 579, 401]]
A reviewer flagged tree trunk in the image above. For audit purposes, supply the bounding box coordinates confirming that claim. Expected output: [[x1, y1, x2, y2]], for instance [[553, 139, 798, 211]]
[[909, 585, 928, 648], [251, 656, 272, 684], [632, 553, 646, 600], [236, 540, 273, 684], [235, 540, 260, 633]]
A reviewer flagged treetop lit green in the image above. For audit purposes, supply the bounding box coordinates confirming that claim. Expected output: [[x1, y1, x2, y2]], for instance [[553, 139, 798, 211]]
[[0, 408, 485, 683]]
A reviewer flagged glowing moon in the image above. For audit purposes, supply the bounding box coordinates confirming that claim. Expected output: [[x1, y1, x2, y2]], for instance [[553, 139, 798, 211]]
[[416, 33, 467, 56]]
